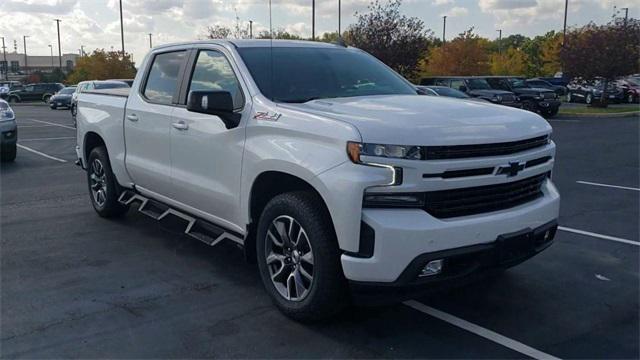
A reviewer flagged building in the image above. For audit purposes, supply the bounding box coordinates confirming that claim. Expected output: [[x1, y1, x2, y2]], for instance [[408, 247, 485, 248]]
[[0, 52, 80, 80]]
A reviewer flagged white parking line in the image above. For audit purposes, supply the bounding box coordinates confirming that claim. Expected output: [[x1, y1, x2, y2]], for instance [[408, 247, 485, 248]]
[[576, 180, 640, 192], [403, 300, 561, 360], [20, 136, 76, 142], [17, 125, 59, 128], [23, 118, 75, 130], [16, 144, 67, 163], [558, 226, 639, 246]]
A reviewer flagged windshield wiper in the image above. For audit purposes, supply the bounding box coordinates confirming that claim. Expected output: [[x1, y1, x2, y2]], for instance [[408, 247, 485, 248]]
[[279, 97, 323, 103]]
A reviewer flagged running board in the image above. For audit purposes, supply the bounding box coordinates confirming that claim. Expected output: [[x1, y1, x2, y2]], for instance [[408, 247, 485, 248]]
[[118, 190, 243, 247]]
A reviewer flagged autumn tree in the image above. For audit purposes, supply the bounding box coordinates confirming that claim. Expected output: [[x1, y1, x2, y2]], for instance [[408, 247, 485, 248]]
[[561, 18, 640, 106], [489, 47, 528, 75], [540, 32, 563, 76], [66, 50, 136, 84], [422, 28, 490, 76], [347, 0, 433, 79], [256, 28, 303, 40]]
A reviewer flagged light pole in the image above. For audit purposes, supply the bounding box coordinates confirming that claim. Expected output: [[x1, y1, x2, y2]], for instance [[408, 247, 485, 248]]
[[23, 35, 29, 75], [119, 0, 125, 55], [48, 44, 54, 67], [496, 29, 502, 55], [55, 19, 62, 69], [249, 20, 253, 39], [1, 37, 7, 80], [621, 7, 629, 25], [312, 0, 316, 40], [442, 16, 447, 45], [80, 45, 85, 57], [338, 0, 341, 36], [148, 33, 153, 48], [562, 0, 568, 47]]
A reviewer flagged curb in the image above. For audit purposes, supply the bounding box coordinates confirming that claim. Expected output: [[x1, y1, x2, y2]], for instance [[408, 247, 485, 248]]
[[556, 111, 640, 119]]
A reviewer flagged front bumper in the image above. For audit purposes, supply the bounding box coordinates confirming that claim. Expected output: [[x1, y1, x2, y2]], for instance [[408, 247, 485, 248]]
[[341, 180, 560, 283], [50, 98, 71, 108], [0, 120, 17, 146], [536, 99, 561, 110]]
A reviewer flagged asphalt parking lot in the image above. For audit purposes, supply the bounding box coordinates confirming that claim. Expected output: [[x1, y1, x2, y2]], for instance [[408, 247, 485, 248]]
[[1, 105, 638, 359]]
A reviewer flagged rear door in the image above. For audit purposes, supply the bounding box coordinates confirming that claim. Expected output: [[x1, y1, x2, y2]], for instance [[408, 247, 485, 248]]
[[124, 49, 188, 196], [168, 46, 249, 231]]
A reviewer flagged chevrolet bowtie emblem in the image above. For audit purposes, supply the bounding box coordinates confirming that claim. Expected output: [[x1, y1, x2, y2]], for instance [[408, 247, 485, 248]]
[[498, 161, 526, 177]]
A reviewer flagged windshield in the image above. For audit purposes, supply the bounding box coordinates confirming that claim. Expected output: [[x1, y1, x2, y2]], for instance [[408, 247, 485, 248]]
[[95, 82, 129, 90], [627, 78, 640, 86], [508, 79, 529, 88], [237, 47, 416, 103], [59, 88, 76, 94], [431, 87, 469, 98], [466, 79, 492, 90]]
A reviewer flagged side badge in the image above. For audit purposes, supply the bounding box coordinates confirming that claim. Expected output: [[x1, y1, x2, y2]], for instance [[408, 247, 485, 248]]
[[253, 111, 282, 121]]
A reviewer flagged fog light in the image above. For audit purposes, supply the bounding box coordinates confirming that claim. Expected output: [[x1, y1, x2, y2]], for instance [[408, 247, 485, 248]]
[[419, 259, 443, 277], [544, 230, 551, 241]]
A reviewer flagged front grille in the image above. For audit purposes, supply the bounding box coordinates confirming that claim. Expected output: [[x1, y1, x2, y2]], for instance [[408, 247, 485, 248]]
[[424, 135, 549, 160], [424, 173, 547, 218], [542, 93, 556, 99], [500, 94, 516, 102]]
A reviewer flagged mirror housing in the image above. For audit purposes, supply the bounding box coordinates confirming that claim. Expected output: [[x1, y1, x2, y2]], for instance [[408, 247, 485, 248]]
[[187, 90, 240, 129]]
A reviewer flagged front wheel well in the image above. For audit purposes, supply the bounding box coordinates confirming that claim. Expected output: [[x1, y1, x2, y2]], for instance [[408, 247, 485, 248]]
[[83, 132, 106, 164], [244, 171, 334, 263]]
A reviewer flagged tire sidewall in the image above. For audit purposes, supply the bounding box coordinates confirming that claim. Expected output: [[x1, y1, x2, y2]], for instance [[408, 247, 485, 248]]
[[87, 146, 126, 217]]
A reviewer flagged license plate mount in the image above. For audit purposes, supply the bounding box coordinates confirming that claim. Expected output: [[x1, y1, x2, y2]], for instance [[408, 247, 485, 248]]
[[497, 229, 535, 265]]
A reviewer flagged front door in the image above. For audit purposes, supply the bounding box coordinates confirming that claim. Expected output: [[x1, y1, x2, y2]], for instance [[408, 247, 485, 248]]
[[169, 47, 248, 231], [124, 50, 187, 196]]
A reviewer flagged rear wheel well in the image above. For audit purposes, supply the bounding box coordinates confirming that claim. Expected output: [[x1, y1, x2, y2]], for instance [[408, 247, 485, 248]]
[[84, 132, 106, 164], [244, 171, 334, 263]]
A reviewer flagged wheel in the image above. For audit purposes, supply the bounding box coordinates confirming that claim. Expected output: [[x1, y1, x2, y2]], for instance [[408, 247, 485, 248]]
[[8, 96, 18, 103], [50, 104, 57, 110], [585, 94, 593, 104], [1, 144, 17, 162], [543, 107, 559, 118], [628, 94, 635, 104], [86, 146, 129, 218], [256, 191, 348, 321], [566, 92, 572, 103], [43, 95, 51, 103], [522, 100, 537, 112]]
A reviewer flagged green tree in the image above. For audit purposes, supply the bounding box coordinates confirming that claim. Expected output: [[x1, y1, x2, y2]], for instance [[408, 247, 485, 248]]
[[421, 28, 489, 76], [256, 28, 303, 40], [490, 47, 528, 75], [66, 50, 136, 84]]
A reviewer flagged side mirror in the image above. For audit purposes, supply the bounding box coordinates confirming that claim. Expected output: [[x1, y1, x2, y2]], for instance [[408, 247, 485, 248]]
[[187, 90, 240, 129], [459, 85, 467, 92]]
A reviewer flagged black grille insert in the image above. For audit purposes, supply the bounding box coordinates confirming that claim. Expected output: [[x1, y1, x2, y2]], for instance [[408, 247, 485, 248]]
[[424, 173, 547, 218], [425, 136, 549, 160]]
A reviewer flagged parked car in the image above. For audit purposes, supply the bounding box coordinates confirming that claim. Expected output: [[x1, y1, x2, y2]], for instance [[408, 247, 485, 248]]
[[76, 40, 559, 321], [71, 80, 130, 125], [614, 77, 640, 103], [421, 76, 521, 107], [0, 99, 17, 162], [0, 81, 22, 100], [537, 76, 570, 87], [416, 85, 489, 102], [107, 79, 134, 86], [6, 82, 64, 103], [567, 80, 624, 104], [526, 78, 566, 96], [484, 77, 560, 117], [49, 86, 77, 109]]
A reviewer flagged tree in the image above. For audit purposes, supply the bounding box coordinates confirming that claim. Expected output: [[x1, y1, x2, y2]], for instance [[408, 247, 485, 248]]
[[347, 0, 433, 79], [421, 28, 490, 76], [205, 25, 232, 39], [256, 28, 303, 40], [540, 32, 563, 76], [489, 47, 528, 75], [561, 18, 640, 106], [66, 50, 136, 84]]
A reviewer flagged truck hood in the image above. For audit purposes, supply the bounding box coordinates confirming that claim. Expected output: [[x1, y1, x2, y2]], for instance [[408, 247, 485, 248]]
[[281, 95, 551, 146]]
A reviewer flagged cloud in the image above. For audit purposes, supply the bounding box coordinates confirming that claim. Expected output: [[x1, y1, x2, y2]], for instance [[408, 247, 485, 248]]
[[432, 0, 454, 5], [479, 0, 537, 11], [441, 6, 468, 17], [1, 0, 78, 14]]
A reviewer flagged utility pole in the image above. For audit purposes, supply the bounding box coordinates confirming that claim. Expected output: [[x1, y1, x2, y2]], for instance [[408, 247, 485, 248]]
[[249, 20, 253, 38], [23, 35, 29, 75], [48, 44, 54, 67], [442, 16, 447, 45], [621, 7, 629, 25], [148, 33, 153, 48], [312, 0, 316, 40], [55, 19, 62, 69], [1, 37, 7, 80], [338, 0, 341, 35], [80, 45, 85, 57], [497, 29, 502, 55], [562, 0, 568, 47], [119, 0, 125, 56]]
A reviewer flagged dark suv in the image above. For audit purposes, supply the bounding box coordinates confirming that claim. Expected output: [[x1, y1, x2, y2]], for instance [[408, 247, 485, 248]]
[[485, 77, 560, 117], [421, 76, 520, 108], [6, 83, 64, 103]]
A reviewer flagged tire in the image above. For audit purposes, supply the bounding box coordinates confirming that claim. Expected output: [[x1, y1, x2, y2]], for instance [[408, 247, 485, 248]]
[[522, 100, 537, 112], [566, 92, 572, 103], [43, 95, 51, 103], [8, 96, 18, 104], [1, 144, 17, 162], [628, 94, 635, 104], [86, 146, 129, 218], [256, 191, 348, 322], [543, 107, 559, 118], [585, 94, 593, 104], [50, 104, 57, 110]]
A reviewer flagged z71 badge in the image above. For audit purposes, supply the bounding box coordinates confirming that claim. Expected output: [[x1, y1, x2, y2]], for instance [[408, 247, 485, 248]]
[[253, 111, 282, 121]]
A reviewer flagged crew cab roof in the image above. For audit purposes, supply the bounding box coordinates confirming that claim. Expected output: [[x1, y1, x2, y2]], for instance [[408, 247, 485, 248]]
[[153, 39, 345, 51]]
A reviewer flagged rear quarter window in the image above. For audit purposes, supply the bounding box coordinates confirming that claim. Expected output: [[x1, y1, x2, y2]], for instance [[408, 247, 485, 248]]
[[143, 51, 186, 105]]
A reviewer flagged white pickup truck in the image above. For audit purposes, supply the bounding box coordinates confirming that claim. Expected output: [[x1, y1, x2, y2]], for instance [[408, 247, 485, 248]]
[[76, 40, 560, 320]]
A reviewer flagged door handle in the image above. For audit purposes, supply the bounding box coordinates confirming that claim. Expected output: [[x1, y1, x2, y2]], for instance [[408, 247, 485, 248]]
[[172, 121, 189, 130], [126, 114, 138, 122]]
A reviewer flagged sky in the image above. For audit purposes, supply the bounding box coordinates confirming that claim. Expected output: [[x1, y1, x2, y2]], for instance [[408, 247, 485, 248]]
[[1, 0, 638, 64]]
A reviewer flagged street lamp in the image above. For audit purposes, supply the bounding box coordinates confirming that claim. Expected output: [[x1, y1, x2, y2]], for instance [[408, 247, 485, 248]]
[[442, 16, 447, 45], [55, 19, 62, 70], [48, 44, 54, 67], [496, 29, 502, 55], [148, 33, 153, 48], [23, 35, 29, 75], [1, 37, 7, 80]]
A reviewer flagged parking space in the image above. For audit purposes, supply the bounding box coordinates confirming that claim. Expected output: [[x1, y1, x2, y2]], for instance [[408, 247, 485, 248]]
[[1, 106, 638, 358]]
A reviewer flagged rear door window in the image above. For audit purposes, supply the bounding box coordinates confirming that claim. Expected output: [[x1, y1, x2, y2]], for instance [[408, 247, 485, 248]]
[[143, 51, 186, 105]]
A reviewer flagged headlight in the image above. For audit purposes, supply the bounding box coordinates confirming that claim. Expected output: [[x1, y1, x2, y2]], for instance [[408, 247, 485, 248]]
[[0, 109, 15, 120], [494, 95, 503, 102], [363, 192, 425, 208], [0, 88, 8, 94], [347, 142, 423, 162]]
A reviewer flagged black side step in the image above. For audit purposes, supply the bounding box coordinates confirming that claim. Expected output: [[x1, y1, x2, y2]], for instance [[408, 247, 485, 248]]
[[118, 190, 243, 247]]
